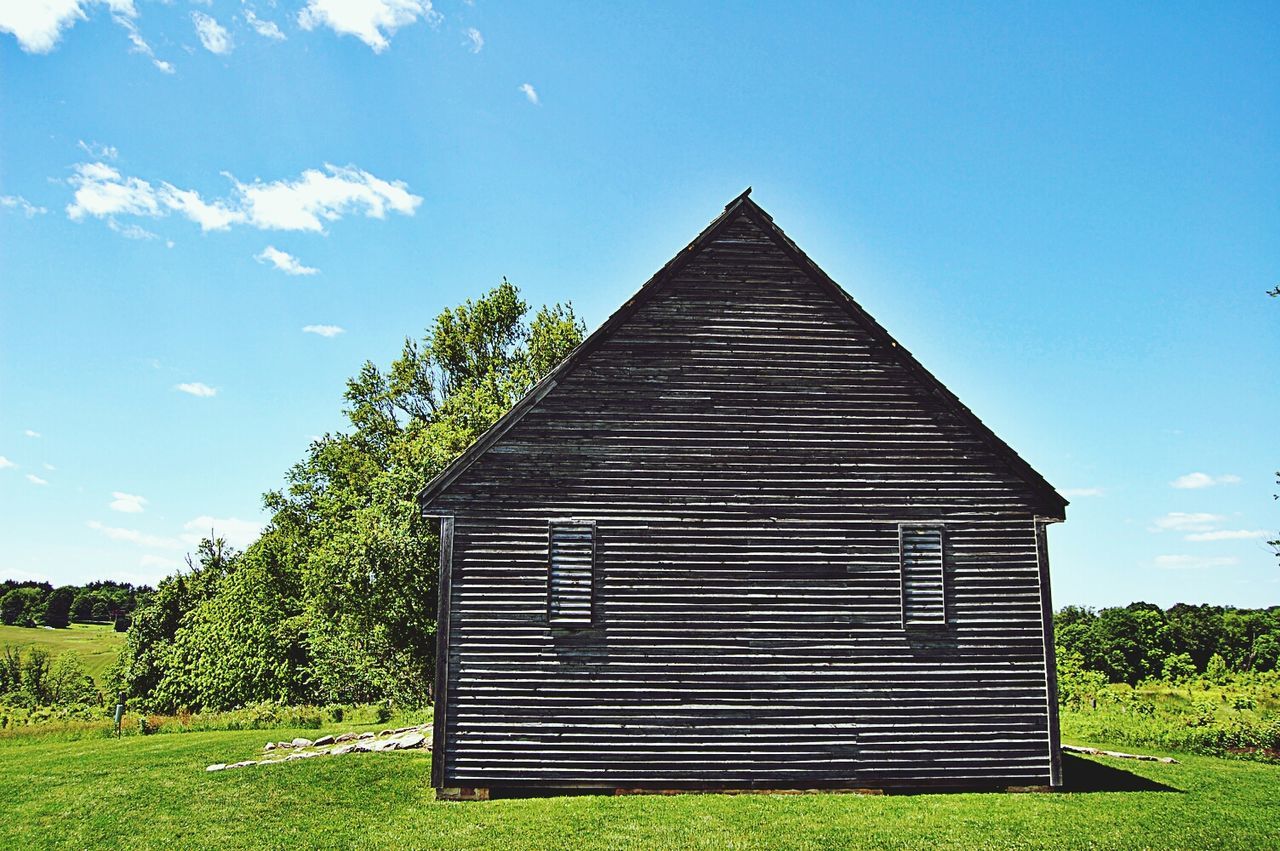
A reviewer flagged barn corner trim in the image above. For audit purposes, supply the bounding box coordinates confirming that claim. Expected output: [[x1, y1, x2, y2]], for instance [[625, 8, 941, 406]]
[[417, 191, 1068, 520]]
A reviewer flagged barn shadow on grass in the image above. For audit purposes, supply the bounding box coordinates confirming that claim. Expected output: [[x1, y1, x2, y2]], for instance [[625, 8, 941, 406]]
[[1058, 753, 1180, 793]]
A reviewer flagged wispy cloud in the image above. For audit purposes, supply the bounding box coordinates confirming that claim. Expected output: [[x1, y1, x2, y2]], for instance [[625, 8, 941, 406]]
[[245, 9, 286, 40], [1155, 554, 1239, 570], [1061, 487, 1104, 498], [25, 474, 48, 486], [87, 520, 181, 550], [1, 195, 47, 217], [519, 82, 540, 105], [109, 491, 147, 513], [1184, 529, 1271, 542], [24, 430, 40, 438], [78, 140, 118, 160], [257, 246, 318, 276], [0, 456, 16, 469], [464, 27, 482, 53], [67, 161, 422, 235], [298, 0, 441, 53], [175, 382, 217, 397], [108, 218, 159, 240], [1171, 472, 1241, 489], [192, 11, 232, 54], [303, 324, 345, 337], [1150, 512, 1224, 533], [181, 516, 263, 550], [113, 11, 174, 73]]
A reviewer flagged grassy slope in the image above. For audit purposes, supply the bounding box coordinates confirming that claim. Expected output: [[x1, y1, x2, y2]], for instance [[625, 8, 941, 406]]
[[2, 728, 1278, 850], [0, 623, 123, 686]]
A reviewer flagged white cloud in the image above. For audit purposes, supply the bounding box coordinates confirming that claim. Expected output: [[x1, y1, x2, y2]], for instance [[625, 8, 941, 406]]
[[257, 246, 319, 276], [464, 27, 482, 53], [234, 164, 422, 232], [158, 184, 244, 231], [1184, 529, 1271, 542], [87, 520, 181, 550], [1150, 512, 1224, 533], [176, 382, 217, 397], [43, 463, 55, 471], [191, 11, 232, 54], [298, 0, 441, 52], [1171, 472, 1241, 489], [0, 456, 16, 469], [303, 324, 345, 337], [0, 0, 134, 53], [181, 516, 263, 550], [24, 430, 40, 438], [1061, 487, 1104, 498], [1155, 554, 1239, 570], [1, 195, 48, 217], [77, 140, 118, 160], [113, 11, 174, 73], [245, 9, 285, 40], [67, 162, 163, 220], [25, 474, 48, 485], [67, 161, 421, 235], [109, 491, 147, 513], [519, 82, 539, 105]]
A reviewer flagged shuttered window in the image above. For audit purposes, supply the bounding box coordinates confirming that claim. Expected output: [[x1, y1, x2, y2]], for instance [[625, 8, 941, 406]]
[[900, 525, 946, 626], [548, 520, 595, 627]]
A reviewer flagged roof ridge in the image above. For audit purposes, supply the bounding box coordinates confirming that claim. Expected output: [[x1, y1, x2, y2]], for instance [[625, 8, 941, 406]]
[[419, 193, 1066, 518]]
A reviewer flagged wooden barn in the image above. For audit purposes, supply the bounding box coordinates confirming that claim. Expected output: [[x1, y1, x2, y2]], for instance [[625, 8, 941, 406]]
[[419, 190, 1067, 798]]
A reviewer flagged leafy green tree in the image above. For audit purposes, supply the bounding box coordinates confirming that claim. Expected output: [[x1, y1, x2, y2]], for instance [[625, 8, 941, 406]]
[[0, 587, 46, 627], [41, 586, 75, 629], [1161, 652, 1197, 683], [1205, 652, 1229, 684], [115, 280, 584, 711]]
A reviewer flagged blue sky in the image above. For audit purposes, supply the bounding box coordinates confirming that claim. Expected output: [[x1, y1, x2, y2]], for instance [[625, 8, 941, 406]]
[[0, 2, 1276, 608]]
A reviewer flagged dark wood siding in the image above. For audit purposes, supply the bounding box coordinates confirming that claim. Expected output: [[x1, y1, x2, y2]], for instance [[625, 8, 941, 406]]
[[428, 209, 1059, 790]]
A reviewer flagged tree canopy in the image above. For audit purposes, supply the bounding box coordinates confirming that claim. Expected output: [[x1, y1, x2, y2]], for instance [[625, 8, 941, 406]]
[[111, 280, 584, 711]]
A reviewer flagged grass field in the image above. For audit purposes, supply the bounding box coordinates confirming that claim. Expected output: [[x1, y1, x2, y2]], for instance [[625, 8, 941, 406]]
[[2, 725, 1278, 850], [0, 623, 124, 687]]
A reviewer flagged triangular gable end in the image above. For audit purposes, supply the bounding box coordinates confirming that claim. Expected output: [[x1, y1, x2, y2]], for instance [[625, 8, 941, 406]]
[[418, 191, 1067, 520]]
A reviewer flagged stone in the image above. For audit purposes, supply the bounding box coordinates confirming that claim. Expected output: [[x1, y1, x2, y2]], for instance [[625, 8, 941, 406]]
[[394, 726, 414, 734], [330, 744, 356, 755], [276, 741, 294, 749], [358, 732, 374, 740], [264, 742, 276, 751], [206, 764, 227, 772], [371, 739, 400, 752], [313, 734, 335, 746], [396, 732, 426, 750], [335, 733, 358, 743], [231, 761, 256, 768], [379, 729, 393, 737], [291, 737, 314, 748], [355, 741, 377, 753]]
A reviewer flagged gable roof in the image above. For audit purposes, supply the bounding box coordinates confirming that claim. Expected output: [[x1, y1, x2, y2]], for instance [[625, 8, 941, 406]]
[[418, 190, 1067, 519]]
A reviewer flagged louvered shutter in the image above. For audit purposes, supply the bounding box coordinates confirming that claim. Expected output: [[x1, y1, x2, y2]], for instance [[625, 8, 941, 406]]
[[900, 525, 946, 625], [548, 520, 595, 627]]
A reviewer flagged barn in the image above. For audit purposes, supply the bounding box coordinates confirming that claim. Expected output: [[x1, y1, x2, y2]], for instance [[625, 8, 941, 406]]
[[419, 190, 1067, 798]]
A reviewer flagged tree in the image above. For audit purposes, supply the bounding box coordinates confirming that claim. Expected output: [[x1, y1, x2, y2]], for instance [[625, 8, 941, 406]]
[[1161, 652, 1196, 683], [41, 586, 75, 629], [0, 587, 46, 627], [114, 280, 585, 711]]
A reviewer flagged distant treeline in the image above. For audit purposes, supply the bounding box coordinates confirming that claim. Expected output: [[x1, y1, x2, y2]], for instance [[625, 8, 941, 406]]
[[1055, 602, 1280, 686], [0, 580, 151, 631]]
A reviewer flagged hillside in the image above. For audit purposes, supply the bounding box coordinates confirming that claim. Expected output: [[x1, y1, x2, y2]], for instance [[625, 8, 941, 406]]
[[0, 623, 124, 688]]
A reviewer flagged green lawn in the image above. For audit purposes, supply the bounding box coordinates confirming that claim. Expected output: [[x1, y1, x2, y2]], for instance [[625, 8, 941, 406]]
[[0, 623, 124, 687], [2, 727, 1278, 850]]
